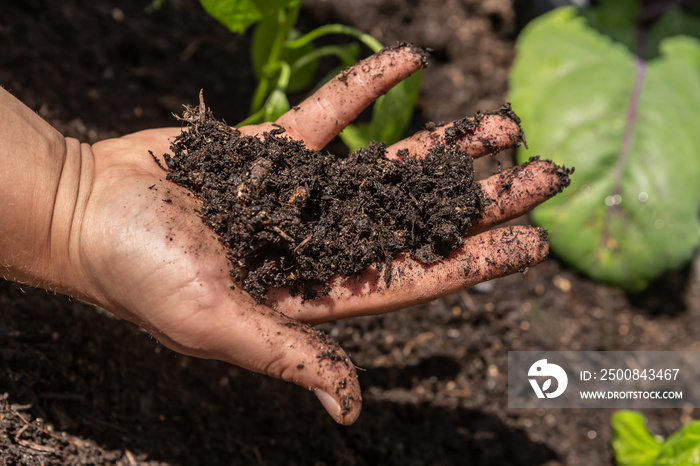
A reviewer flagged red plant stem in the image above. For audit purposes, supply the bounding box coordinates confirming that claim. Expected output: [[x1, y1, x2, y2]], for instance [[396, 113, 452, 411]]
[[601, 28, 647, 249], [613, 33, 647, 195]]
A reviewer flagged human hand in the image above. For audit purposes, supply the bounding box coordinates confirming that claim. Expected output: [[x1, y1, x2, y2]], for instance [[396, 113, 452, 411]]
[[0, 45, 569, 424]]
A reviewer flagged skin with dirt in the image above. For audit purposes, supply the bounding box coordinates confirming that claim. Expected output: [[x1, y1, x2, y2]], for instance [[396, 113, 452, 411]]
[[162, 99, 524, 302]]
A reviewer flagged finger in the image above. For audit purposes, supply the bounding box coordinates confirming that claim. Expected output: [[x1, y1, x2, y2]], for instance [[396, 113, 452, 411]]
[[470, 158, 573, 234], [144, 285, 362, 425], [266, 225, 548, 324], [274, 43, 427, 150], [385, 109, 525, 160]]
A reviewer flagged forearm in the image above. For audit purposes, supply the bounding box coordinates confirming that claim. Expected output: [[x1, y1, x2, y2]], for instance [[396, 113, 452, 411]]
[[0, 86, 90, 292]]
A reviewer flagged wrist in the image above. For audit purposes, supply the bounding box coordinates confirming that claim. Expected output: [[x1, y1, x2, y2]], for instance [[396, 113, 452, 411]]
[[0, 88, 94, 298]]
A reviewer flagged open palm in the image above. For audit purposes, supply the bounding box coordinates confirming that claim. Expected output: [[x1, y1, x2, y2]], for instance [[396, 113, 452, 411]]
[[57, 46, 569, 424]]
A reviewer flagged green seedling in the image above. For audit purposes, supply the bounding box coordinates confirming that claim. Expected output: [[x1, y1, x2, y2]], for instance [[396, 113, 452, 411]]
[[200, 0, 422, 151], [612, 410, 700, 465]]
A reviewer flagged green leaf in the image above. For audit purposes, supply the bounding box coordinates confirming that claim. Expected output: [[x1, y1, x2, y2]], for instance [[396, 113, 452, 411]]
[[611, 411, 664, 466], [340, 69, 422, 151], [200, 0, 298, 34], [655, 422, 700, 465], [509, 5, 700, 290]]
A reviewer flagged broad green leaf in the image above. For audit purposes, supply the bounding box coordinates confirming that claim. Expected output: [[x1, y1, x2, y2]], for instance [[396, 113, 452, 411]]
[[200, 0, 298, 34], [655, 422, 700, 465], [340, 69, 422, 151], [611, 411, 664, 466], [509, 5, 700, 290]]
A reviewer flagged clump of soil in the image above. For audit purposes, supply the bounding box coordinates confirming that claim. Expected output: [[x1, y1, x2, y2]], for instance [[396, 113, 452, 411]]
[[162, 97, 508, 301]]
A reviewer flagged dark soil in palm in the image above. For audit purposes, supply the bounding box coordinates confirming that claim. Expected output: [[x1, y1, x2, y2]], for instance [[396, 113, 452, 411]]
[[162, 99, 521, 301]]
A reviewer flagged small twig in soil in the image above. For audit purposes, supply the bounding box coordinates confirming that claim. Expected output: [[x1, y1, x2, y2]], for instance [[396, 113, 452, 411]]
[[272, 226, 295, 243], [293, 234, 313, 254]]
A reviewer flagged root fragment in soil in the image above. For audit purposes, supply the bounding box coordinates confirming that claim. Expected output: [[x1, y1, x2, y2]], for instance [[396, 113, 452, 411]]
[[161, 96, 521, 302]]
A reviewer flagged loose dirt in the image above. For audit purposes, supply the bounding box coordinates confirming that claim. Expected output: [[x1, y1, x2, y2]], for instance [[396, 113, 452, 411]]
[[162, 97, 521, 301]]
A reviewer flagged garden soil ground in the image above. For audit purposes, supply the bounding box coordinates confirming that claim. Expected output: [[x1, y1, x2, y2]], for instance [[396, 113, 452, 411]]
[[2, 1, 700, 464]]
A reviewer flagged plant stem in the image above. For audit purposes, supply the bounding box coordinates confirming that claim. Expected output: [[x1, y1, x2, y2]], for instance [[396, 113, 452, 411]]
[[250, 3, 302, 113], [237, 106, 268, 127], [276, 62, 291, 89], [286, 24, 384, 53], [291, 44, 359, 74]]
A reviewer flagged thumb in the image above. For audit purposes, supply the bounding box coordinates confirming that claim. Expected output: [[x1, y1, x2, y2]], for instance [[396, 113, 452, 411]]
[[264, 316, 362, 425], [154, 287, 362, 425]]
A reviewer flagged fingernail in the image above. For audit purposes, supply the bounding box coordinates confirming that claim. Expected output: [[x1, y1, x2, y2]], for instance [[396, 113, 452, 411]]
[[314, 388, 341, 420]]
